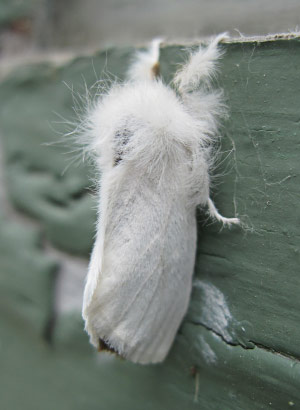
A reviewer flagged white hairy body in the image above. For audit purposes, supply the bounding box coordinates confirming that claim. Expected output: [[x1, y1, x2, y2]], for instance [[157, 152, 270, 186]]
[[82, 34, 239, 364]]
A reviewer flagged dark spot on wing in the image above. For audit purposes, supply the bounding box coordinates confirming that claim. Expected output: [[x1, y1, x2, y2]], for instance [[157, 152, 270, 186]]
[[114, 128, 131, 166]]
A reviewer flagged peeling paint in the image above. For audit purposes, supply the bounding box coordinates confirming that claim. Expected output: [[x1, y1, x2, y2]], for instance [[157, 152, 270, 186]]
[[193, 279, 236, 343], [198, 335, 217, 365]]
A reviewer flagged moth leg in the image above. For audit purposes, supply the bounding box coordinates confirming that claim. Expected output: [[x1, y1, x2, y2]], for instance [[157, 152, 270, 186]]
[[207, 197, 240, 226]]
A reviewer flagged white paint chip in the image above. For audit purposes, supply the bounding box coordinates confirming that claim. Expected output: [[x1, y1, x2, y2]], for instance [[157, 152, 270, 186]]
[[193, 279, 236, 343], [198, 335, 217, 364]]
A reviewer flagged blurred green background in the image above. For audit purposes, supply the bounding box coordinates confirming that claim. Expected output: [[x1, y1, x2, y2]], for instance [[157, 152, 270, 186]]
[[0, 1, 300, 409]]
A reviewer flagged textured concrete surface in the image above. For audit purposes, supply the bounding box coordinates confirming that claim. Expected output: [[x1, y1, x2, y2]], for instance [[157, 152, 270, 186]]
[[0, 36, 300, 409], [15, 0, 300, 49], [48, 0, 300, 48], [1, 0, 300, 55]]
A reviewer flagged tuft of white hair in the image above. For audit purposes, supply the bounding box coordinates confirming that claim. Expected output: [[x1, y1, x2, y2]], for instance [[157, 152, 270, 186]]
[[173, 32, 229, 94]]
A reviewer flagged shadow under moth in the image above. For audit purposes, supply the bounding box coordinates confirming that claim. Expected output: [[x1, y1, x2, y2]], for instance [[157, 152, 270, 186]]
[[82, 33, 240, 364]]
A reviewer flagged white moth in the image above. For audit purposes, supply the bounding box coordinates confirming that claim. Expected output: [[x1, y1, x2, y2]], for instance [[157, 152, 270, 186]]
[[82, 33, 240, 364]]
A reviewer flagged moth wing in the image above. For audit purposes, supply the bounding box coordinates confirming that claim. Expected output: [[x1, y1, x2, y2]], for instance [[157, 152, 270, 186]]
[[83, 168, 197, 364]]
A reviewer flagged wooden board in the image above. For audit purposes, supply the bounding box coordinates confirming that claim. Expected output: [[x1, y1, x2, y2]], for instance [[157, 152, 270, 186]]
[[0, 36, 299, 409]]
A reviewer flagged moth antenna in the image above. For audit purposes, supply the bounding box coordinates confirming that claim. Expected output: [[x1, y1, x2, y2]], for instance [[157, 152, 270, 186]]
[[127, 38, 163, 82], [173, 32, 228, 94]]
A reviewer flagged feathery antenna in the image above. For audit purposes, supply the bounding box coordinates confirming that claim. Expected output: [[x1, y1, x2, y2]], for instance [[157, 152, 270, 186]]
[[127, 38, 163, 82]]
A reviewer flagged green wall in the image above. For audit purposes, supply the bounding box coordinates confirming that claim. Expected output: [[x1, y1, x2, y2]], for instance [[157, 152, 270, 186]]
[[0, 37, 300, 409]]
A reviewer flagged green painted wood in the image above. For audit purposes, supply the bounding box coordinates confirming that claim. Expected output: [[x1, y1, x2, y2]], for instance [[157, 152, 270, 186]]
[[0, 0, 37, 26], [0, 216, 57, 336], [190, 39, 300, 359], [0, 37, 300, 409], [1, 312, 299, 410], [0, 62, 100, 255]]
